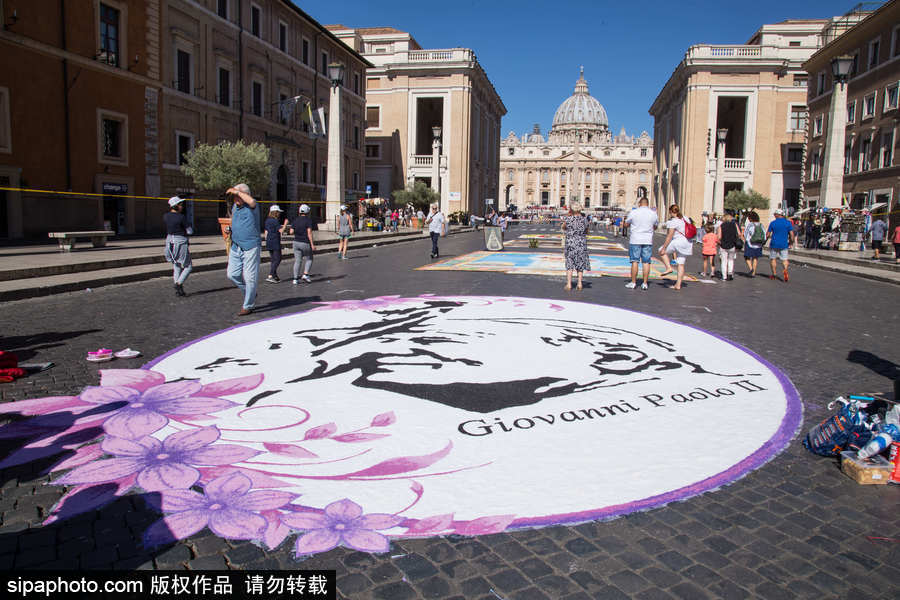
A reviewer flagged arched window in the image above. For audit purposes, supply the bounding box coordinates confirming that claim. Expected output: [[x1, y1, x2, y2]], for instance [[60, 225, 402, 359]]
[[561, 171, 567, 184], [276, 165, 288, 204], [585, 170, 592, 183]]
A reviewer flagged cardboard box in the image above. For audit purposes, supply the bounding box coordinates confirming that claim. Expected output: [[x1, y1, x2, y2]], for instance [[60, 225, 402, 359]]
[[841, 451, 892, 485]]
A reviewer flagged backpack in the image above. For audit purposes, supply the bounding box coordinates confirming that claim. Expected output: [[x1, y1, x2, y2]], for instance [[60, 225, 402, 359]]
[[682, 218, 697, 239], [750, 223, 765, 245]]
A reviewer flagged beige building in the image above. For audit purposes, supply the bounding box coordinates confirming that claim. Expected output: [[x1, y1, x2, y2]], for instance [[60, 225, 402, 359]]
[[649, 19, 842, 223], [803, 0, 900, 231], [500, 71, 653, 212], [327, 25, 506, 215]]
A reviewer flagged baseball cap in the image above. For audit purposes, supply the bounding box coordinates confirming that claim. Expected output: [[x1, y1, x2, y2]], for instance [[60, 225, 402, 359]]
[[270, 204, 282, 213], [168, 196, 184, 208], [299, 204, 310, 213], [774, 208, 784, 215], [340, 205, 347, 211]]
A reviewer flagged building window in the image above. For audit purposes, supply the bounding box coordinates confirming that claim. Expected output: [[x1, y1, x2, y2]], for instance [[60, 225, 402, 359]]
[[175, 48, 191, 94], [640, 148, 648, 157], [787, 146, 803, 163], [301, 161, 310, 183], [250, 4, 261, 38], [279, 93, 288, 124], [507, 147, 514, 156], [810, 150, 820, 180], [844, 144, 852, 174], [789, 105, 808, 131], [884, 83, 899, 112], [302, 39, 310, 65], [278, 21, 287, 53], [0, 87, 10, 154], [789, 41, 801, 47], [813, 115, 823, 137], [881, 132, 893, 168], [321, 51, 328, 76], [99, 3, 120, 67], [353, 73, 360, 95], [176, 132, 194, 165], [869, 37, 880, 68], [365, 106, 380, 129], [97, 109, 127, 165], [353, 125, 359, 150], [365, 144, 380, 159], [793, 75, 807, 87], [847, 100, 856, 123], [217, 0, 227, 19], [817, 71, 826, 96], [850, 53, 859, 77], [893, 25, 900, 57], [320, 164, 326, 185], [352, 172, 359, 190], [217, 67, 231, 106], [252, 81, 263, 117], [863, 92, 876, 118], [541, 171, 549, 183], [860, 138, 872, 170]]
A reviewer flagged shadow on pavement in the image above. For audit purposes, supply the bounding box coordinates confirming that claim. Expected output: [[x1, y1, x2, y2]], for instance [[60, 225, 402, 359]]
[[847, 350, 900, 381], [252, 295, 322, 314], [0, 330, 103, 361]]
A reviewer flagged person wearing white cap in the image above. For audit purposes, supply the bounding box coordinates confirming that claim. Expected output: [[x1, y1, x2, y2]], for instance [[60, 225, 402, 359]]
[[264, 204, 287, 283], [225, 183, 261, 315], [337, 204, 354, 260], [289, 204, 317, 283], [765, 208, 795, 282], [163, 196, 193, 296]]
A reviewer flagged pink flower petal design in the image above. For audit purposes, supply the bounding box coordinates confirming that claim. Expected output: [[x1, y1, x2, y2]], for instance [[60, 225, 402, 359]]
[[0, 396, 85, 416], [199, 373, 264, 397], [325, 499, 364, 521], [410, 481, 424, 496], [370, 411, 396, 427], [160, 489, 208, 512], [261, 511, 291, 550], [281, 512, 329, 530], [141, 381, 203, 403], [187, 444, 260, 465], [406, 513, 454, 534], [50, 443, 105, 472], [294, 529, 340, 555], [144, 509, 210, 546], [342, 528, 391, 553], [205, 472, 252, 499], [102, 409, 168, 439], [162, 426, 219, 452], [199, 466, 291, 488], [231, 490, 296, 511], [80, 386, 138, 405], [263, 443, 318, 459], [339, 442, 452, 478], [457, 514, 516, 536], [208, 508, 267, 540], [303, 422, 337, 440], [100, 369, 165, 392], [137, 462, 200, 491], [331, 433, 390, 443], [101, 435, 155, 457], [57, 457, 142, 485], [155, 397, 238, 415], [357, 513, 404, 530]]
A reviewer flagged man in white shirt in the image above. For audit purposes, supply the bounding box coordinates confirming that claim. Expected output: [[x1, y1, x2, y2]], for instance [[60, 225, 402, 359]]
[[425, 204, 446, 258], [624, 197, 659, 290]]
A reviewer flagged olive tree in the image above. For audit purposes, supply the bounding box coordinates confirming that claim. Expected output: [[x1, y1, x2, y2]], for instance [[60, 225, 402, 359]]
[[180, 140, 272, 204]]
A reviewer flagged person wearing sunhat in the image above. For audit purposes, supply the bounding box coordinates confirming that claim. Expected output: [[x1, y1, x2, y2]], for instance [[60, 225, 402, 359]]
[[163, 196, 193, 296], [264, 204, 288, 283], [337, 204, 354, 260]]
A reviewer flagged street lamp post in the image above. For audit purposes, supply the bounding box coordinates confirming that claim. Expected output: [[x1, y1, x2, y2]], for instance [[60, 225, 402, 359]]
[[820, 55, 854, 208], [713, 128, 727, 214], [431, 125, 443, 213], [326, 62, 345, 228]]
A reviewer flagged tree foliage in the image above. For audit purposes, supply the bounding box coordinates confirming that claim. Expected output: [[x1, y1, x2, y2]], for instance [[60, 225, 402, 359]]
[[180, 140, 272, 196], [391, 181, 439, 212], [724, 188, 770, 212]]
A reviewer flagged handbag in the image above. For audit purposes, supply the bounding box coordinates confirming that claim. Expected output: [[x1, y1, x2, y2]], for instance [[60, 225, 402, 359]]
[[735, 238, 743, 251]]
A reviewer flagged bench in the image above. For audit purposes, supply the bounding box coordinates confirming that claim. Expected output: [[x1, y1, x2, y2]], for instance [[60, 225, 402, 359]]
[[48, 231, 115, 252]]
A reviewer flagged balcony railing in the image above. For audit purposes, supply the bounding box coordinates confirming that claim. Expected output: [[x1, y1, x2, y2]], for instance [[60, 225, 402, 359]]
[[685, 44, 813, 63], [409, 155, 448, 168], [708, 158, 753, 172], [405, 49, 474, 63]]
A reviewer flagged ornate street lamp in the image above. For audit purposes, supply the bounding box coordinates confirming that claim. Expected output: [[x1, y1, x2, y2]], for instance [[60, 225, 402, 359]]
[[713, 128, 728, 214], [431, 126, 443, 212], [820, 55, 854, 208], [327, 62, 345, 87], [326, 63, 345, 226]]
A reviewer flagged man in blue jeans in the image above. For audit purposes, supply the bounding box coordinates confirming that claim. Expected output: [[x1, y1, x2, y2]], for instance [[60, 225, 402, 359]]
[[226, 183, 261, 315]]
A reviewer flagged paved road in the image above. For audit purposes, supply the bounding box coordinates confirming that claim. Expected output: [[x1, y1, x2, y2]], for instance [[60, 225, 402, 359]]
[[1, 223, 898, 599]]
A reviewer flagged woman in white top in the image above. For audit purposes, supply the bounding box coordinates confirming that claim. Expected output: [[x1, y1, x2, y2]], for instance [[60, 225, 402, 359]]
[[658, 204, 693, 290]]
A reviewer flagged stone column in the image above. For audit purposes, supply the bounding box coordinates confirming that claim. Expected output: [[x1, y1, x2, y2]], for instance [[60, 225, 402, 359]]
[[714, 136, 726, 214], [821, 80, 849, 208], [326, 83, 343, 228]]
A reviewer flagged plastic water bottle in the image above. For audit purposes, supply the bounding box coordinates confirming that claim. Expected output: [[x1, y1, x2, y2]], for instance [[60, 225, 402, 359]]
[[857, 424, 900, 459]]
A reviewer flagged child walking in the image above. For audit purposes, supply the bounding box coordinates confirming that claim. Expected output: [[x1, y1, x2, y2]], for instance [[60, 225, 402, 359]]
[[700, 223, 718, 278]]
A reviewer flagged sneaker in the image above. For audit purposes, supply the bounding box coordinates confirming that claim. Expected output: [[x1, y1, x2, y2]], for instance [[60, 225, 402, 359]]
[[292, 278, 299, 285], [301, 274, 312, 283], [783, 270, 789, 282], [238, 308, 253, 316], [265, 275, 278, 283], [641, 283, 649, 290], [625, 282, 637, 289], [727, 275, 734, 281]]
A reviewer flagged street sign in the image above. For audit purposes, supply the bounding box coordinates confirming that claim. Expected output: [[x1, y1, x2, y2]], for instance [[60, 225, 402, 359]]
[[486, 198, 494, 205], [365, 185, 372, 194]]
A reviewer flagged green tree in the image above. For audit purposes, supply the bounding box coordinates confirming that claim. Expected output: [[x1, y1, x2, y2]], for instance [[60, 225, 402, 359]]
[[391, 181, 439, 212], [724, 188, 770, 212], [180, 140, 272, 198]]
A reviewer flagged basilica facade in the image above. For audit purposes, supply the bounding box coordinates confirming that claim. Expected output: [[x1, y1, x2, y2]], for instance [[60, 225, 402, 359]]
[[499, 71, 653, 212]]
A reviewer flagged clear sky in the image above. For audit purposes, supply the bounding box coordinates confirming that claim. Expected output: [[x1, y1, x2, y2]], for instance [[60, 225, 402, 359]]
[[299, 0, 867, 138]]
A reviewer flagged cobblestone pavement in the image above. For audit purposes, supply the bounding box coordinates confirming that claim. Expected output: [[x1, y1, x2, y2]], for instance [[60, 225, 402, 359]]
[[1, 224, 899, 599]]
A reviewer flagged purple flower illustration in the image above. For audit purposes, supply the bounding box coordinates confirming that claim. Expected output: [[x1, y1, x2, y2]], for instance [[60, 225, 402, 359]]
[[311, 295, 433, 312], [78, 371, 262, 439], [143, 472, 296, 546], [282, 499, 403, 555], [57, 426, 260, 491]]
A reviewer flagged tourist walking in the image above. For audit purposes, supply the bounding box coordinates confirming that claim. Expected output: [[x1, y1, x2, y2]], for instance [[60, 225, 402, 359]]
[[290, 204, 317, 284], [225, 184, 261, 316], [700, 223, 717, 278], [624, 197, 658, 290], [716, 209, 742, 281], [264, 205, 286, 283], [337, 204, 354, 260], [869, 215, 888, 260], [164, 196, 193, 297], [893, 220, 900, 264], [766, 208, 795, 282], [743, 211, 764, 277], [562, 201, 591, 291], [658, 204, 693, 290], [425, 203, 446, 259]]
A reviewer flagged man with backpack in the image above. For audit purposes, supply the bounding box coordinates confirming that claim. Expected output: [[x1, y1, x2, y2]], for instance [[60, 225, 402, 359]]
[[742, 211, 765, 277]]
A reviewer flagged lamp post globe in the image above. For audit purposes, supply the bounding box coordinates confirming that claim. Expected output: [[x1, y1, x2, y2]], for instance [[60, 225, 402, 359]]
[[327, 62, 344, 87]]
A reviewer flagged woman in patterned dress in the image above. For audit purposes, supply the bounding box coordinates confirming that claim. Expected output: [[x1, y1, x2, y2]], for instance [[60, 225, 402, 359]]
[[561, 201, 591, 291]]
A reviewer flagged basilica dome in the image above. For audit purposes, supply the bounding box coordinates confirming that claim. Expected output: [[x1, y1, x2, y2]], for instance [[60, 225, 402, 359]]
[[551, 69, 608, 131]]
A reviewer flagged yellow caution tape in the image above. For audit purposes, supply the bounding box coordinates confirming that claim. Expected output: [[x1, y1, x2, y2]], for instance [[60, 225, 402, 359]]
[[0, 186, 369, 205]]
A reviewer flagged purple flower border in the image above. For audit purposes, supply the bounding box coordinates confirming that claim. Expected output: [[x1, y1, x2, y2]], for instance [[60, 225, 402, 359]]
[[143, 295, 803, 532]]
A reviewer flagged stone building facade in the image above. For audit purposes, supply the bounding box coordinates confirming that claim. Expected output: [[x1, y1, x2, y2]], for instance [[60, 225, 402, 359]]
[[500, 71, 652, 212], [327, 25, 506, 216], [649, 19, 846, 223], [803, 0, 900, 232]]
